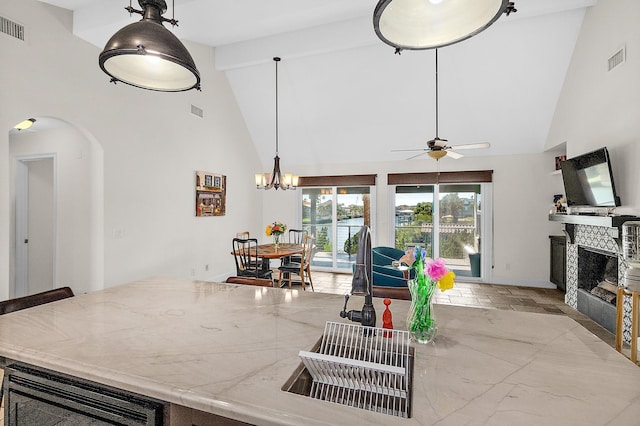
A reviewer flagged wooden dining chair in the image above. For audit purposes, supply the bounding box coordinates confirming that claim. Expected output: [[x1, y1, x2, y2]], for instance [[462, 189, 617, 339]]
[[287, 229, 307, 244], [277, 235, 315, 291], [235, 231, 266, 269], [0, 287, 74, 315], [225, 276, 274, 287], [286, 229, 308, 264], [0, 286, 75, 405], [232, 238, 273, 280]]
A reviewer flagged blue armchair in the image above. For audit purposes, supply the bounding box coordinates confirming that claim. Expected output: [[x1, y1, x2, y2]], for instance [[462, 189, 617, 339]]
[[371, 247, 414, 299], [350, 246, 414, 299]]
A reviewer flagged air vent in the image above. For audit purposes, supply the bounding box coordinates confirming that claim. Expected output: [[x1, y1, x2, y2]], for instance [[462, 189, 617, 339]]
[[190, 104, 203, 118], [608, 46, 625, 71], [1, 16, 24, 41]]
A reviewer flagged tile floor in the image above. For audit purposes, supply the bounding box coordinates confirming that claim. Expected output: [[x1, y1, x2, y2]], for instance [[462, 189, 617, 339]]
[[310, 271, 619, 350]]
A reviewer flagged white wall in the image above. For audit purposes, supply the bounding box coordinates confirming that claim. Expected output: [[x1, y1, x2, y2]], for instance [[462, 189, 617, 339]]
[[0, 0, 264, 298], [547, 0, 640, 214]]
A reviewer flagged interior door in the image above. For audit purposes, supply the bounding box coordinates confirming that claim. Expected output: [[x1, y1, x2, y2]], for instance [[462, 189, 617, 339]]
[[14, 157, 55, 297]]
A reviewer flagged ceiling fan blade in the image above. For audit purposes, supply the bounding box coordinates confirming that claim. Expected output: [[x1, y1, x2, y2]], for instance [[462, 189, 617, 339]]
[[446, 150, 464, 159], [391, 148, 428, 153], [449, 142, 490, 150], [406, 151, 429, 160]]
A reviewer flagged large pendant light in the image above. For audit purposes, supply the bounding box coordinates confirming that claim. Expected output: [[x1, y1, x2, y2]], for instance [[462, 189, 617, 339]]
[[373, 0, 517, 51], [255, 57, 299, 191], [99, 0, 200, 92]]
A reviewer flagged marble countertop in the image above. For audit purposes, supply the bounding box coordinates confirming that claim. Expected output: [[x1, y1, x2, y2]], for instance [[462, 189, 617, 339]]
[[0, 277, 639, 425]]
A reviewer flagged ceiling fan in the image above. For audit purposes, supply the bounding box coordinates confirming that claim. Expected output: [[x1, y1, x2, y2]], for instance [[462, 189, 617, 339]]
[[393, 49, 490, 161]]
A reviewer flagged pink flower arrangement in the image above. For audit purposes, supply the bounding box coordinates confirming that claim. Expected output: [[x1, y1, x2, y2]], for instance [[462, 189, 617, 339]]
[[426, 258, 448, 282], [402, 247, 456, 293]]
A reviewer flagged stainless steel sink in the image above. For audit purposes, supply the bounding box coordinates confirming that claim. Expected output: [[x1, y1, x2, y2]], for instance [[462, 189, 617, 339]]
[[282, 322, 414, 418]]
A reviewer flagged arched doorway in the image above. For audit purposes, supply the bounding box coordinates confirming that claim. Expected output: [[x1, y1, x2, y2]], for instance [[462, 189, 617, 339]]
[[9, 117, 104, 297]]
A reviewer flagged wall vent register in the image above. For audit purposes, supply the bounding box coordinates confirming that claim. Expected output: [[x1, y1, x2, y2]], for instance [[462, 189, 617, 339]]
[[0, 16, 24, 41]]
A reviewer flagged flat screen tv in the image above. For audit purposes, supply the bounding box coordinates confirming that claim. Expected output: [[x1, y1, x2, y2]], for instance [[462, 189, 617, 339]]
[[560, 147, 621, 208]]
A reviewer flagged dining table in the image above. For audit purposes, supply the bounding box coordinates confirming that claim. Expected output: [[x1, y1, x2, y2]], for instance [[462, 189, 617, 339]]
[[255, 242, 303, 260], [231, 242, 304, 286]]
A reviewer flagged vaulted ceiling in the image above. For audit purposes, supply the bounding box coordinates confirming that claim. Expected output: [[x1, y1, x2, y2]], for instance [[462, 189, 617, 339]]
[[39, 0, 596, 169]]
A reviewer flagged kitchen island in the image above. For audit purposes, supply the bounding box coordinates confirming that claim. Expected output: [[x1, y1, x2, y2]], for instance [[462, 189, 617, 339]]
[[0, 277, 639, 425]]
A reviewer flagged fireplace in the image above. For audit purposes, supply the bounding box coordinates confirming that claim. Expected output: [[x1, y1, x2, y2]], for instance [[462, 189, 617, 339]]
[[556, 218, 634, 342], [577, 246, 618, 304], [574, 246, 619, 333], [550, 214, 638, 344]]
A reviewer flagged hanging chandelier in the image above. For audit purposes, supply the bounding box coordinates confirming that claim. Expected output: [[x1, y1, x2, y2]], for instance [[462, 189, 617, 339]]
[[255, 57, 299, 191], [98, 0, 200, 92], [373, 0, 517, 51]]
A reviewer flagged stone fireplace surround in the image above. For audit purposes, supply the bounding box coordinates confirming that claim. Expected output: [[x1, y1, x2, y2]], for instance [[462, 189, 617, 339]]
[[563, 221, 634, 344]]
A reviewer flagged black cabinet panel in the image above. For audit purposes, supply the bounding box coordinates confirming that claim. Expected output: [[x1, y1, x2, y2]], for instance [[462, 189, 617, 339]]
[[550, 235, 566, 291], [4, 363, 163, 425]]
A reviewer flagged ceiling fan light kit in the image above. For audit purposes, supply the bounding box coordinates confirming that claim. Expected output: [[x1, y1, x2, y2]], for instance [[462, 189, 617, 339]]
[[373, 0, 516, 50], [427, 150, 447, 160], [99, 0, 201, 92]]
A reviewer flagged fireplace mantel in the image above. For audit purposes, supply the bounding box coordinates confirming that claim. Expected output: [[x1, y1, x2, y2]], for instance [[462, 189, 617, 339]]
[[549, 214, 640, 244]]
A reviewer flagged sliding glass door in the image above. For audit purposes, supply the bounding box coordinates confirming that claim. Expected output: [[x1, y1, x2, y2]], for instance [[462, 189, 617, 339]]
[[438, 184, 482, 277], [394, 183, 485, 278], [302, 186, 372, 271], [395, 185, 435, 258]]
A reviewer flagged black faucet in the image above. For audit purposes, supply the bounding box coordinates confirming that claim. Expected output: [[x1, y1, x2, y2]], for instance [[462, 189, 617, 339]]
[[340, 226, 376, 327]]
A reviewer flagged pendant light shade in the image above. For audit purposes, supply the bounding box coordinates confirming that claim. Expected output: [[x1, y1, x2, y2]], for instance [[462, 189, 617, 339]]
[[373, 0, 516, 50], [99, 0, 200, 92]]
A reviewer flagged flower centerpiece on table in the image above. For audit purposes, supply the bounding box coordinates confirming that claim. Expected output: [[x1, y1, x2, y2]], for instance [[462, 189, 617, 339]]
[[400, 246, 455, 343], [265, 221, 286, 248]]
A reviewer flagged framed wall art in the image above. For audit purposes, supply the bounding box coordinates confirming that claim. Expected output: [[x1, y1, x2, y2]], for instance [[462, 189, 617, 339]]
[[195, 171, 226, 217]]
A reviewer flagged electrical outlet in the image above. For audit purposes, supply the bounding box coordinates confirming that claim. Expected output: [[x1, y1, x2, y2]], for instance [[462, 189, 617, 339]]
[[505, 263, 511, 271], [190, 268, 196, 277], [205, 264, 209, 272]]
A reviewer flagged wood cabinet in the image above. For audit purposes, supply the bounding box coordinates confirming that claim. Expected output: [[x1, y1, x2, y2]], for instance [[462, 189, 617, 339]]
[[549, 235, 566, 291]]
